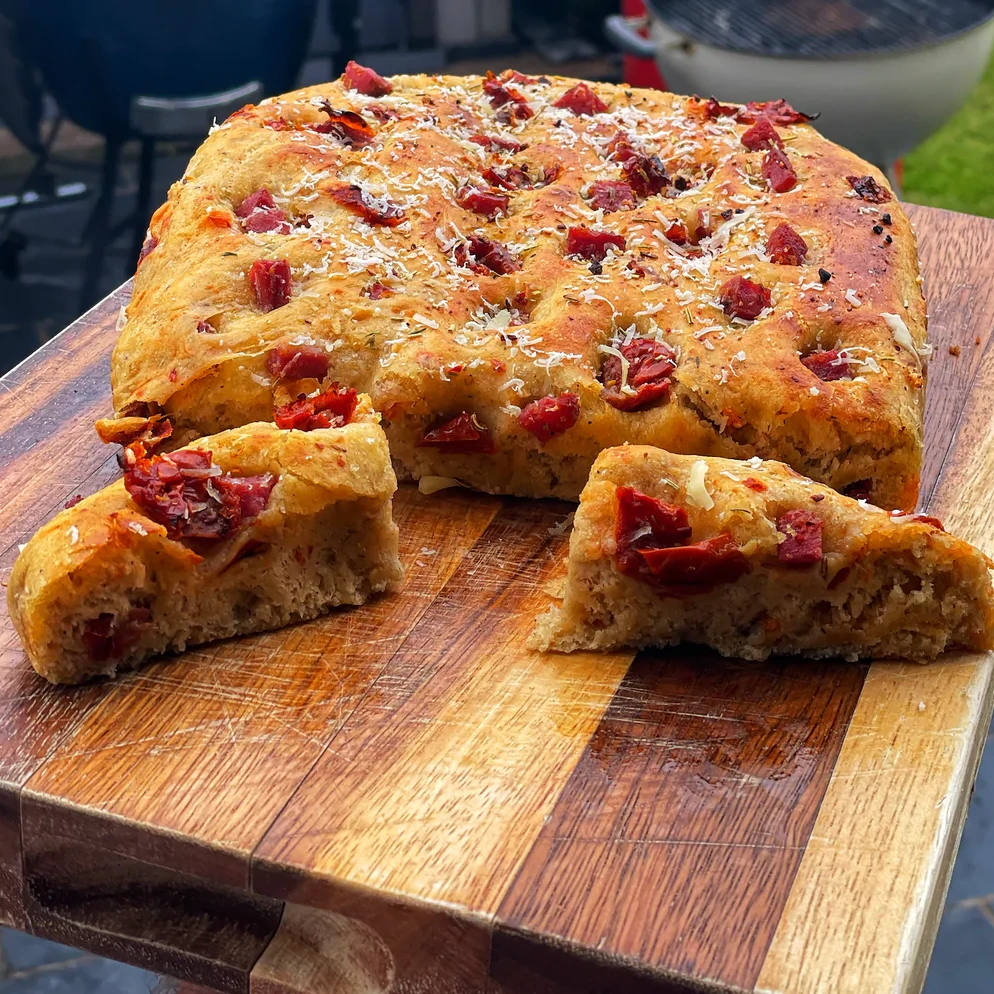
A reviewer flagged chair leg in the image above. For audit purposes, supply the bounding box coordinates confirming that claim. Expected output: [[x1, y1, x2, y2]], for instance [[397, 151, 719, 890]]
[[130, 137, 156, 269], [79, 137, 122, 313]]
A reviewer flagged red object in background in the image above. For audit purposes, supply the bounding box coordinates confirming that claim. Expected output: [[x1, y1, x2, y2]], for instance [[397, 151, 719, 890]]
[[621, 0, 666, 90]]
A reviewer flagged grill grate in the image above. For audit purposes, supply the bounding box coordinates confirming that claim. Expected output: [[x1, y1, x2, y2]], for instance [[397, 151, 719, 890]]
[[647, 0, 994, 58]]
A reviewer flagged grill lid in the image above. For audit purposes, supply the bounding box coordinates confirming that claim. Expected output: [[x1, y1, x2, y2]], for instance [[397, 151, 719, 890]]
[[646, 0, 994, 58]]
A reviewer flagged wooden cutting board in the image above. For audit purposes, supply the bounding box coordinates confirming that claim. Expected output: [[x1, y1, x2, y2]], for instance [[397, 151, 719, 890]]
[[0, 204, 992, 994]]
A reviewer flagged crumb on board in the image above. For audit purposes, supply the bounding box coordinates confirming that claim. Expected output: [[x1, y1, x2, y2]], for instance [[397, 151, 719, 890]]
[[948, 345, 961, 356], [977, 336, 982, 345]]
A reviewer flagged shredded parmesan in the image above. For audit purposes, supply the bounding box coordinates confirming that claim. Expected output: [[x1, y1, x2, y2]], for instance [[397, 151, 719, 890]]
[[881, 312, 922, 359], [418, 476, 465, 495], [597, 344, 635, 395], [686, 459, 714, 510]]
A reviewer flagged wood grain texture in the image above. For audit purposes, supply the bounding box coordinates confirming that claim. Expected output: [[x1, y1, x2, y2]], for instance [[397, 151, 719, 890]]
[[0, 206, 989, 994]]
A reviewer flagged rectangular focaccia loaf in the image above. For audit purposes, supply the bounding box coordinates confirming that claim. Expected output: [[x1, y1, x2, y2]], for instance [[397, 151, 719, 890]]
[[535, 446, 994, 662], [8, 401, 402, 684]]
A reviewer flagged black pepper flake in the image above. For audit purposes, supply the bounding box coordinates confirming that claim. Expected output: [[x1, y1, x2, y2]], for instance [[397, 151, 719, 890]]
[[674, 176, 689, 191], [811, 493, 825, 502], [881, 213, 892, 225], [818, 268, 832, 283], [734, 208, 744, 214], [721, 208, 734, 220], [885, 234, 893, 244], [589, 260, 603, 275], [872, 224, 884, 234]]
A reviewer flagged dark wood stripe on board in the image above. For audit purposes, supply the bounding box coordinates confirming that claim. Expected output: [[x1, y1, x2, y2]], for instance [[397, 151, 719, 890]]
[[492, 652, 866, 993]]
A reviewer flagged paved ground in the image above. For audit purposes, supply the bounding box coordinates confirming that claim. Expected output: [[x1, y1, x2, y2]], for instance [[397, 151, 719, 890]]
[[0, 144, 992, 992]]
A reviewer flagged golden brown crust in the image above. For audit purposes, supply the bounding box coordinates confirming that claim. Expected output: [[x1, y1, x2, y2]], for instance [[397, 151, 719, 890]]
[[113, 72, 926, 507]]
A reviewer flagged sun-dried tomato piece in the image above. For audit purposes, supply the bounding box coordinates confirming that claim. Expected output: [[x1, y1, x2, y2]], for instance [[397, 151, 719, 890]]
[[743, 477, 767, 492], [890, 510, 945, 530], [762, 147, 797, 193], [417, 412, 496, 454], [565, 226, 625, 262], [719, 276, 771, 320], [197, 319, 217, 334], [137, 234, 158, 265], [312, 103, 375, 147], [364, 281, 393, 299], [249, 259, 292, 312], [482, 165, 531, 190], [741, 119, 783, 151], [801, 349, 852, 381], [776, 509, 823, 565], [235, 188, 291, 234], [601, 337, 677, 411], [468, 134, 524, 153], [455, 236, 521, 275], [482, 71, 533, 120], [587, 180, 635, 213], [274, 385, 358, 431], [847, 174, 892, 203], [766, 223, 808, 265], [638, 533, 750, 591], [501, 70, 538, 85], [737, 99, 812, 125], [266, 344, 329, 381], [664, 220, 689, 245], [553, 82, 608, 116], [702, 97, 737, 119], [368, 104, 399, 123], [64, 494, 83, 509], [342, 60, 392, 97], [329, 184, 405, 226], [518, 393, 580, 443], [81, 607, 152, 662], [615, 486, 692, 574], [622, 152, 668, 200], [456, 185, 509, 219], [122, 442, 276, 541]]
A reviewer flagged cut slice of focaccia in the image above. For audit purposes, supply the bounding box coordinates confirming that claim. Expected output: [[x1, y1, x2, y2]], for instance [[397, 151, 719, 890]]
[[534, 446, 994, 661], [9, 396, 402, 684]]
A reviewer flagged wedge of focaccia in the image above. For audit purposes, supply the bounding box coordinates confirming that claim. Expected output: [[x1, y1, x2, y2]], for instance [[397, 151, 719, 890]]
[[110, 67, 925, 509], [9, 398, 402, 684], [535, 446, 994, 661]]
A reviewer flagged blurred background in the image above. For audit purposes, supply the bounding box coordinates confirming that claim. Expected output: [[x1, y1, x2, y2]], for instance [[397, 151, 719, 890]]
[[0, 0, 991, 991]]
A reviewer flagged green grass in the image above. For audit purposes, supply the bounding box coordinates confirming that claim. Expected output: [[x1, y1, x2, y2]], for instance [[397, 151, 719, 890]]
[[903, 54, 994, 217]]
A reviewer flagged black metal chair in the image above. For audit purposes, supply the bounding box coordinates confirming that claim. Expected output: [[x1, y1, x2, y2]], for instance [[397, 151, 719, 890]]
[[7, 0, 318, 309]]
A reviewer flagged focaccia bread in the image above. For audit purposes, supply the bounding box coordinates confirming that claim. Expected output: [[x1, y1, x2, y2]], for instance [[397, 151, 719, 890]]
[[9, 402, 402, 684], [111, 66, 926, 507], [534, 446, 994, 661]]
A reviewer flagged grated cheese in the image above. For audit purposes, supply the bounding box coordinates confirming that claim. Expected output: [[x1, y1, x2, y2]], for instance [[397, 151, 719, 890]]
[[418, 476, 465, 495], [686, 459, 714, 510]]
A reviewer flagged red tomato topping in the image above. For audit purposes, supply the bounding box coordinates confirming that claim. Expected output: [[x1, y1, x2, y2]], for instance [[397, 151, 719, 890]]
[[329, 184, 405, 226], [468, 134, 524, 153], [312, 103, 375, 147], [454, 235, 521, 275], [482, 71, 534, 120], [762, 148, 797, 193], [615, 486, 692, 575], [553, 82, 609, 116], [342, 60, 392, 97], [518, 393, 580, 443], [265, 344, 329, 381], [638, 534, 750, 591], [565, 226, 625, 262], [801, 349, 851, 381], [82, 607, 152, 662], [702, 97, 737, 119], [741, 119, 783, 151], [274, 385, 358, 431], [235, 188, 291, 234], [482, 165, 531, 190], [196, 319, 217, 334], [417, 412, 495, 454], [588, 180, 635, 213], [64, 494, 84, 509], [501, 70, 538, 85], [122, 442, 276, 541], [766, 223, 808, 265], [737, 99, 812, 125], [368, 104, 399, 123], [890, 510, 945, 530], [719, 276, 771, 320], [600, 337, 677, 411], [249, 259, 292, 312], [137, 234, 158, 265], [364, 281, 393, 299], [664, 220, 689, 245], [456, 185, 509, 219], [846, 175, 892, 203], [776, 509, 823, 565], [743, 477, 767, 492]]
